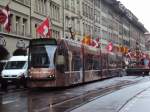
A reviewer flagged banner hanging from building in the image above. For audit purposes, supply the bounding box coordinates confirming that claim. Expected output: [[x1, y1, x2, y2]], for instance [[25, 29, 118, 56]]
[[0, 5, 11, 32]]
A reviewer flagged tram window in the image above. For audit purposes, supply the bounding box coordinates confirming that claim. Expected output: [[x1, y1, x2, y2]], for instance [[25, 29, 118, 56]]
[[102, 54, 108, 69], [93, 60, 100, 70], [108, 54, 116, 68], [56, 54, 65, 65], [85, 55, 93, 70], [117, 56, 122, 68], [72, 54, 81, 71], [55, 48, 69, 72]]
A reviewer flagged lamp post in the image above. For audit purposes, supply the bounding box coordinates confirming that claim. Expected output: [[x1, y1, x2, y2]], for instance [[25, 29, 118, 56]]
[[68, 18, 74, 40], [66, 15, 81, 40]]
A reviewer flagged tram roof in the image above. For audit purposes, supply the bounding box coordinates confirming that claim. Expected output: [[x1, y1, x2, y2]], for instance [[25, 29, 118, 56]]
[[30, 38, 57, 46], [62, 38, 100, 54]]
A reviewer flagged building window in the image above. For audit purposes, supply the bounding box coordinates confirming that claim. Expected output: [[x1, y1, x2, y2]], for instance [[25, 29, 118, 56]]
[[65, 0, 69, 10], [102, 16, 108, 27], [95, 0, 100, 8], [50, 2, 60, 22], [35, 0, 47, 15], [101, 1, 108, 14], [16, 16, 20, 35], [76, 20, 80, 34], [77, 0, 80, 14], [52, 30, 60, 39], [22, 18, 27, 36], [65, 16, 69, 30], [119, 24, 123, 35]]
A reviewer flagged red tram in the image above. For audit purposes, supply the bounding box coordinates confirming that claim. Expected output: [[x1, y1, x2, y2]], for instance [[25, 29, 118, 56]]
[[28, 38, 122, 88]]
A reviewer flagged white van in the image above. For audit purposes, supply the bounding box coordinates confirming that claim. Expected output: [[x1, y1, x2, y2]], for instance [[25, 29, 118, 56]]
[[1, 56, 28, 88]]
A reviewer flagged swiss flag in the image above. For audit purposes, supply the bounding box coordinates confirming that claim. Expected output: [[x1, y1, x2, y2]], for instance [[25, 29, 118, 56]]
[[90, 38, 100, 48], [106, 42, 113, 52], [0, 5, 11, 32], [36, 17, 52, 38]]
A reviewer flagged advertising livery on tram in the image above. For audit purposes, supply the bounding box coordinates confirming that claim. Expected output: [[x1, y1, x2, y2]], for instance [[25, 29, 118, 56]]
[[28, 38, 123, 88]]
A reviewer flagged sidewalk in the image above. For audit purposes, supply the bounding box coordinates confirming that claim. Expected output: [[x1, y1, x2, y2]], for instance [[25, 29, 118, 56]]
[[119, 88, 150, 112], [70, 81, 150, 112]]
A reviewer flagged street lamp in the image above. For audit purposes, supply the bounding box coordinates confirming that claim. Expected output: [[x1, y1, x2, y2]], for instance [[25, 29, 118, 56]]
[[68, 18, 74, 40], [66, 15, 81, 40]]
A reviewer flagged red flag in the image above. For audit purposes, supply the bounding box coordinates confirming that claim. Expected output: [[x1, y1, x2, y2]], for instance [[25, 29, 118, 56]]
[[0, 5, 11, 32], [126, 50, 132, 58], [36, 17, 52, 38], [90, 37, 100, 48], [106, 42, 113, 52]]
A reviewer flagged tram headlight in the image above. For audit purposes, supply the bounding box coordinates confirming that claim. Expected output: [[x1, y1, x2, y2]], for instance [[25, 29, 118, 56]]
[[48, 75, 55, 79]]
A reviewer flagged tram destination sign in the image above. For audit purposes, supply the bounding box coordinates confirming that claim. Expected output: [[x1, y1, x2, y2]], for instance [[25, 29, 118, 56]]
[[30, 38, 57, 46]]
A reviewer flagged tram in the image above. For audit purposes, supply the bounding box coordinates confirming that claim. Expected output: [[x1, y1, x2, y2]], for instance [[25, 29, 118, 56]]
[[28, 38, 122, 88], [125, 51, 150, 76]]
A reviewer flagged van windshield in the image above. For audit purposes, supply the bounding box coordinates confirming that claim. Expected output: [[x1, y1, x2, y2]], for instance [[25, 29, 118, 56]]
[[5, 61, 26, 69]]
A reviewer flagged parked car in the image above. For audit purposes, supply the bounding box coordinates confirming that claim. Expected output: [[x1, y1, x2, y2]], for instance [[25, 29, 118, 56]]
[[1, 56, 28, 89]]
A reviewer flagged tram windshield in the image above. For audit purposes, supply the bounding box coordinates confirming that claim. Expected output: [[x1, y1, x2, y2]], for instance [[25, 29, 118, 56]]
[[29, 45, 57, 68]]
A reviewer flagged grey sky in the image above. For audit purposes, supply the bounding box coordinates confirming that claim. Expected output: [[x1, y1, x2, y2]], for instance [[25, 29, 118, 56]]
[[119, 0, 150, 32]]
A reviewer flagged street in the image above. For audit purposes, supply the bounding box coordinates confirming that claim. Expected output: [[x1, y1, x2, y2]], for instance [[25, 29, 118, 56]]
[[0, 76, 150, 112]]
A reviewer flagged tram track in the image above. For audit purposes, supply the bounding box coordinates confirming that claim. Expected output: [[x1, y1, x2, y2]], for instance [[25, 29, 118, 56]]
[[0, 76, 145, 112], [32, 78, 144, 112], [52, 81, 140, 112]]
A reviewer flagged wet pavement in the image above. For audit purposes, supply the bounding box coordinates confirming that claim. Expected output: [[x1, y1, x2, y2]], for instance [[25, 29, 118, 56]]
[[71, 80, 150, 112], [0, 76, 149, 112]]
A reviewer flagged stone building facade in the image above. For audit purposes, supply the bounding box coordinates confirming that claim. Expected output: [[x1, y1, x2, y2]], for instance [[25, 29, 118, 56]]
[[0, 0, 148, 60]]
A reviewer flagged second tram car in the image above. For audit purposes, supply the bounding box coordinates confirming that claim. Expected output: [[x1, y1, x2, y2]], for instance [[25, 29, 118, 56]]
[[28, 38, 122, 88], [125, 51, 150, 76]]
